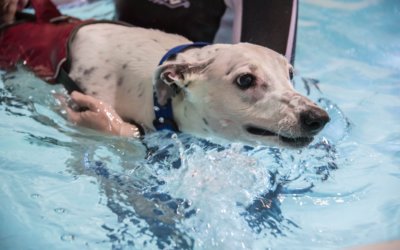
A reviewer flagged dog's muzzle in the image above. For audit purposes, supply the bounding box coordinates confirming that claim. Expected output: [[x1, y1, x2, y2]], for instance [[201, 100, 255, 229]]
[[299, 108, 330, 135], [245, 107, 330, 147]]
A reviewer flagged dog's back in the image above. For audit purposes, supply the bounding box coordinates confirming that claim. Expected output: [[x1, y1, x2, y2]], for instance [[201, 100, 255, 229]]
[[68, 23, 190, 125]]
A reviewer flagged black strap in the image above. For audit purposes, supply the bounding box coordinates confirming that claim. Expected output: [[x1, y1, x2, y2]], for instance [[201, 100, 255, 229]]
[[56, 67, 83, 94], [114, 0, 226, 42]]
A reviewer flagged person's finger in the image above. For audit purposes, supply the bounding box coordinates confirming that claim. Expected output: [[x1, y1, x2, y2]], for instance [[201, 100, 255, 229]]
[[2, 0, 18, 24], [70, 91, 99, 111], [53, 93, 68, 108], [65, 106, 83, 124]]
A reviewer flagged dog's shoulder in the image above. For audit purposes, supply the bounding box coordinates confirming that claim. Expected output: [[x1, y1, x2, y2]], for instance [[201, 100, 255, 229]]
[[72, 23, 190, 63], [69, 23, 191, 81]]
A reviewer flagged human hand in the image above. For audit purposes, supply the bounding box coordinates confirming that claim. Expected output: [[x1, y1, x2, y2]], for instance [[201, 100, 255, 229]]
[[59, 91, 141, 138], [0, 0, 28, 24]]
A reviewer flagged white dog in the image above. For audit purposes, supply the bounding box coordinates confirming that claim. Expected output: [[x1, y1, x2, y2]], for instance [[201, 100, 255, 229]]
[[64, 23, 329, 147]]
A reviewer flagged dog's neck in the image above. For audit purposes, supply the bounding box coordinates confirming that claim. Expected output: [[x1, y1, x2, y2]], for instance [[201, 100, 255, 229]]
[[171, 94, 213, 138], [153, 42, 209, 132]]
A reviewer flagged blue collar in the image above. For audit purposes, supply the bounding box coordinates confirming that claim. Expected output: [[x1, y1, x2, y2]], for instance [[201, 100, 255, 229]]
[[153, 42, 209, 132]]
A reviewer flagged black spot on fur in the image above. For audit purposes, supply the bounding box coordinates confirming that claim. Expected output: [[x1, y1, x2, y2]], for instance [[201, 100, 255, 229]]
[[122, 63, 128, 69], [137, 82, 144, 97], [91, 91, 97, 95], [105, 59, 110, 63], [74, 77, 82, 85], [184, 105, 188, 118], [184, 81, 192, 88], [104, 73, 111, 80], [260, 83, 268, 91], [117, 77, 124, 86], [152, 38, 159, 43], [202, 118, 209, 126], [166, 54, 177, 61], [83, 67, 96, 76], [225, 66, 234, 76]]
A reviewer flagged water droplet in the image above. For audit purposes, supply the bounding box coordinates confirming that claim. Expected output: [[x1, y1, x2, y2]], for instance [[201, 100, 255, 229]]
[[31, 193, 40, 199], [60, 234, 75, 241], [154, 106, 160, 111], [54, 208, 66, 214], [219, 119, 229, 127], [159, 117, 164, 123]]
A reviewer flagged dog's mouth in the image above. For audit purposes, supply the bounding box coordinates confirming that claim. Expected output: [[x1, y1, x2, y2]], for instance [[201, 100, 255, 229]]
[[245, 125, 313, 147]]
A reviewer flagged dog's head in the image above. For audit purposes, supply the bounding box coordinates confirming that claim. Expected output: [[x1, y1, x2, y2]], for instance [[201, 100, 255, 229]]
[[154, 43, 329, 147]]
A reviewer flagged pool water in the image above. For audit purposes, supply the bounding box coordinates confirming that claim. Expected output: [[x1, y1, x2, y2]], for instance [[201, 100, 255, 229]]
[[0, 0, 399, 249]]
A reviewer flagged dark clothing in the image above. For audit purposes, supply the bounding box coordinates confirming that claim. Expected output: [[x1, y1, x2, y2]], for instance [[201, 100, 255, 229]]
[[114, 0, 298, 63], [114, 0, 226, 43]]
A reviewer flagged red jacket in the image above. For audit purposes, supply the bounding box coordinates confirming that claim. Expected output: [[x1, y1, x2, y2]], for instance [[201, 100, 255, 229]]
[[0, 0, 88, 82]]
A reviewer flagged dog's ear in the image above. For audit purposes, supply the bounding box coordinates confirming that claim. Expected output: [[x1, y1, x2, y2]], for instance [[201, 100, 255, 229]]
[[154, 62, 209, 106]]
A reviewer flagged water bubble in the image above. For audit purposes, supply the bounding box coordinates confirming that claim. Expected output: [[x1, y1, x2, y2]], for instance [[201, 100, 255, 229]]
[[54, 208, 66, 214], [318, 98, 351, 143], [31, 193, 41, 199], [60, 234, 75, 241]]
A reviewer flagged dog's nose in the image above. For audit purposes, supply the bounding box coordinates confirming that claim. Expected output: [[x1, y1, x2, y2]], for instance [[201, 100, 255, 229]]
[[300, 108, 330, 134]]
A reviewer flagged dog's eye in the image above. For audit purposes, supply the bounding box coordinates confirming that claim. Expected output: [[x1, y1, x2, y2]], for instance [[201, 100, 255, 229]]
[[236, 74, 255, 89], [289, 68, 294, 80]]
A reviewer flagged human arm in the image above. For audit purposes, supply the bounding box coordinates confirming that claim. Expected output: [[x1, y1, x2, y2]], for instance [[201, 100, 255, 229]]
[[64, 91, 141, 138], [0, 0, 28, 24]]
